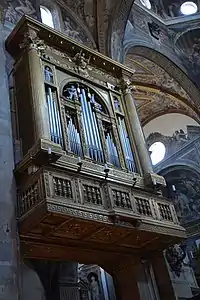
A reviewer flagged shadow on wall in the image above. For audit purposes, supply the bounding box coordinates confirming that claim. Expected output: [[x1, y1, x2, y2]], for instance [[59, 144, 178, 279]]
[[21, 263, 46, 300]]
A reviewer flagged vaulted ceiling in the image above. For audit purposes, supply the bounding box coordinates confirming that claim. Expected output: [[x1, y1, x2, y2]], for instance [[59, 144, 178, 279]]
[[124, 53, 200, 126], [3, 0, 200, 127]]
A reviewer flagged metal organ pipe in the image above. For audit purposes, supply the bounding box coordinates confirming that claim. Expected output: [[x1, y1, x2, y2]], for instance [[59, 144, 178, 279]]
[[69, 118, 74, 152], [70, 118, 77, 154], [76, 126, 82, 156], [90, 94, 104, 162], [52, 93, 63, 146], [80, 92, 92, 156], [86, 91, 101, 161], [106, 131, 120, 167], [82, 89, 97, 160], [67, 115, 82, 156], [46, 92, 54, 141], [45, 86, 63, 146], [80, 89, 104, 162], [118, 117, 129, 163], [126, 136, 135, 171], [48, 87, 57, 143], [118, 117, 135, 171]]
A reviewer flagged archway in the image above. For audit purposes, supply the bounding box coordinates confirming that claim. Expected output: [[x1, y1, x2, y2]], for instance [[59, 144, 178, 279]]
[[123, 49, 200, 131], [124, 46, 200, 110]]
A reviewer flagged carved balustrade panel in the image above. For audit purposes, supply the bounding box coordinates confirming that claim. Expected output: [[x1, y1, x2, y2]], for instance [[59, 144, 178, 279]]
[[157, 202, 174, 222], [112, 189, 132, 210], [53, 177, 73, 199], [18, 171, 44, 216], [82, 184, 102, 206], [135, 197, 153, 217], [18, 168, 180, 227]]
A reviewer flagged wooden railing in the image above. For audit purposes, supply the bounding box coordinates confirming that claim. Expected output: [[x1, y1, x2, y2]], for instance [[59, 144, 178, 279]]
[[18, 169, 179, 225]]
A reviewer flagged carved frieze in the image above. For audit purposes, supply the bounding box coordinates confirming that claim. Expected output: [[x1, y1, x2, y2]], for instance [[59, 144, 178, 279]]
[[47, 203, 110, 223], [43, 46, 118, 88], [125, 54, 189, 100]]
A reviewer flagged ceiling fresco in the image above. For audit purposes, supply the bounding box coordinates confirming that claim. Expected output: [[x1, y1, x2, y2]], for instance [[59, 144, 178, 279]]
[[124, 54, 200, 126]]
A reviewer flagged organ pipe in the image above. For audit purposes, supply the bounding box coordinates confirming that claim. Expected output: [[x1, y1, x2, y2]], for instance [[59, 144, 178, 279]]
[[46, 86, 63, 146], [105, 129, 120, 167], [118, 116, 135, 172], [80, 88, 104, 163], [91, 95, 104, 162], [66, 113, 82, 157]]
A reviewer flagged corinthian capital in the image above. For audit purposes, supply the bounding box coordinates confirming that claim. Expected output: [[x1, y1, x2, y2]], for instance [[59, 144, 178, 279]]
[[20, 29, 46, 56], [121, 78, 136, 94]]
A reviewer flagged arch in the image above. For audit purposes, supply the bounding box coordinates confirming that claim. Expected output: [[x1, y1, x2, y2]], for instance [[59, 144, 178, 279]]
[[62, 82, 109, 115], [58, 2, 97, 50], [144, 113, 199, 137], [59, 78, 113, 117], [173, 26, 200, 47], [143, 110, 200, 128], [142, 108, 200, 127], [21, 262, 46, 300], [123, 45, 200, 108], [107, 0, 135, 61], [155, 161, 200, 176], [59, 80, 123, 167]]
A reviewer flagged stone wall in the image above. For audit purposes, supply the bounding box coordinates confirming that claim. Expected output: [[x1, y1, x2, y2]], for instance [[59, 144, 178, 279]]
[[0, 16, 20, 300]]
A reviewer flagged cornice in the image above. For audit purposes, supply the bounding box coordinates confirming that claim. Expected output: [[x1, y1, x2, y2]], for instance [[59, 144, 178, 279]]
[[5, 15, 136, 80]]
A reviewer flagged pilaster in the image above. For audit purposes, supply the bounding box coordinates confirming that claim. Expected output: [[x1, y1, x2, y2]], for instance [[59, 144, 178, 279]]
[[20, 29, 50, 142]]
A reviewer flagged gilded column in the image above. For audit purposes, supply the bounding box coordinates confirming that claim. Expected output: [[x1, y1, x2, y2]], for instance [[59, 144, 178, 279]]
[[121, 79, 153, 175], [121, 79, 166, 188], [20, 29, 50, 142]]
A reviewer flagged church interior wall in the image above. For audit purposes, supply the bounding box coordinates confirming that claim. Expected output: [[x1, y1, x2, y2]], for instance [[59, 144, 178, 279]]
[[0, 0, 200, 299]]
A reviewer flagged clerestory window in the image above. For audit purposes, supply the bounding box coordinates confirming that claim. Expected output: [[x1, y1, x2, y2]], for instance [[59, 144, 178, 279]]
[[40, 6, 54, 28]]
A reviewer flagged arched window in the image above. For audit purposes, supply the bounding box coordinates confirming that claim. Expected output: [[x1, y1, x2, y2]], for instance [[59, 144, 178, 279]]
[[61, 83, 120, 166], [40, 6, 54, 28], [149, 142, 166, 165]]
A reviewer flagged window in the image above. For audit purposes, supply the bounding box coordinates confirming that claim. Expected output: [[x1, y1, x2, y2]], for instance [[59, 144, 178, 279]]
[[40, 6, 54, 28], [149, 142, 166, 165], [180, 1, 197, 15]]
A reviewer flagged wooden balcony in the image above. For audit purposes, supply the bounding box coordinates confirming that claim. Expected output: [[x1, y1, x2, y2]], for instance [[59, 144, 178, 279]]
[[16, 142, 186, 265]]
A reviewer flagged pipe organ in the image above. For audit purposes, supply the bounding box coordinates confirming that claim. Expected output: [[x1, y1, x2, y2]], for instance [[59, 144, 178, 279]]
[[6, 16, 186, 292], [45, 76, 131, 168]]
